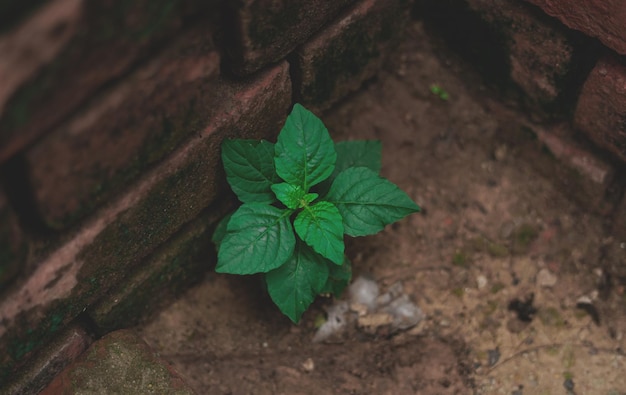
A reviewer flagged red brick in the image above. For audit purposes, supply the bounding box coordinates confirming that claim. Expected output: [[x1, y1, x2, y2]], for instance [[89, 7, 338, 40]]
[[88, 200, 234, 334], [40, 329, 195, 394], [421, 0, 592, 112], [525, 0, 626, 55], [25, 25, 221, 229], [574, 56, 626, 163], [0, 0, 218, 164], [0, 62, 291, 384], [4, 324, 92, 395], [474, 0, 578, 107], [296, 0, 410, 111], [529, 124, 614, 212], [0, 188, 26, 288], [533, 124, 614, 186], [225, 0, 356, 75], [614, 195, 626, 242]]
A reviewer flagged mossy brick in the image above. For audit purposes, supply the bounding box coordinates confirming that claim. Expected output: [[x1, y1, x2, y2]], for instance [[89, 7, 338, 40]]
[[0, 62, 291, 385], [39, 329, 195, 394], [224, 0, 356, 75], [295, 0, 410, 112], [3, 323, 92, 395], [0, 0, 219, 164], [24, 24, 221, 230], [88, 200, 234, 334], [420, 0, 597, 116], [574, 56, 626, 163], [525, 0, 626, 55], [0, 188, 27, 289]]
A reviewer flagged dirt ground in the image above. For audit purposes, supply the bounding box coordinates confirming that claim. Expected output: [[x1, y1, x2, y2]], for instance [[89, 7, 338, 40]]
[[139, 21, 626, 394]]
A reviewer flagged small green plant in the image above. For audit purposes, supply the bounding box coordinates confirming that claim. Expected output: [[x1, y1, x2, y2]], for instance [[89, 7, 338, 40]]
[[212, 104, 420, 322], [429, 84, 449, 101]]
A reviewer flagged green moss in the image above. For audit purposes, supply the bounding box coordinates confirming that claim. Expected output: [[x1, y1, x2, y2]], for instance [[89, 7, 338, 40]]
[[538, 307, 565, 328], [511, 223, 539, 254], [451, 287, 464, 298], [490, 282, 505, 294], [49, 97, 204, 229], [466, 236, 509, 257], [487, 242, 509, 257], [452, 251, 469, 268]]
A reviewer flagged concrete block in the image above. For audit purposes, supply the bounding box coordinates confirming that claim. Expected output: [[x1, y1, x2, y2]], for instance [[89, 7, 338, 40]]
[[39, 329, 195, 394]]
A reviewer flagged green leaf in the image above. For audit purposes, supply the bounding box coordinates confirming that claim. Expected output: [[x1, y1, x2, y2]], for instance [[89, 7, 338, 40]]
[[211, 211, 234, 249], [294, 201, 344, 265], [265, 241, 329, 323], [316, 140, 382, 196], [216, 204, 295, 274], [320, 257, 352, 296], [326, 167, 420, 237], [275, 104, 336, 190], [271, 183, 318, 209], [222, 139, 279, 203], [334, 140, 382, 175]]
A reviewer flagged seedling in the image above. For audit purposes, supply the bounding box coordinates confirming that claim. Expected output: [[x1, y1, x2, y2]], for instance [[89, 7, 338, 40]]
[[430, 84, 449, 101], [212, 104, 420, 322]]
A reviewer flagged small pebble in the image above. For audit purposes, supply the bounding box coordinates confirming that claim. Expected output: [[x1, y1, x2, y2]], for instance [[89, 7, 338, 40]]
[[302, 358, 315, 373], [536, 268, 557, 287], [477, 275, 488, 289], [487, 348, 500, 367]]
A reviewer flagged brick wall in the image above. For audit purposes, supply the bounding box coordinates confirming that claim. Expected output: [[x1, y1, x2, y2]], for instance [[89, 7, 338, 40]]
[[0, 0, 410, 390], [2, 0, 626, 391], [418, 0, 626, 237]]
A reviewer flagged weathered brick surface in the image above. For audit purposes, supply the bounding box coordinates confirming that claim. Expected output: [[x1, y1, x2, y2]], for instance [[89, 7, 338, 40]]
[[40, 329, 195, 394], [574, 56, 626, 163], [4, 323, 92, 395], [0, 0, 48, 34], [25, 25, 221, 229], [0, 188, 26, 289], [0, 62, 291, 384], [225, 0, 356, 75], [0, 0, 218, 164], [614, 195, 626, 242], [531, 124, 614, 211], [525, 0, 626, 55], [296, 0, 410, 111], [421, 0, 596, 114], [89, 200, 234, 334]]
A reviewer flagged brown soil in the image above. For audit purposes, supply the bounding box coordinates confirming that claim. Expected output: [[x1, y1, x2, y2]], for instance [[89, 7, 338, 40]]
[[140, 21, 626, 394]]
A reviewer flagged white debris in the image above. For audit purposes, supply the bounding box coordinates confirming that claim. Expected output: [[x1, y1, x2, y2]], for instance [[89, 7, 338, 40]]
[[384, 294, 424, 330], [312, 301, 349, 343], [313, 276, 424, 342], [476, 274, 488, 289], [536, 268, 557, 287], [349, 276, 379, 310]]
